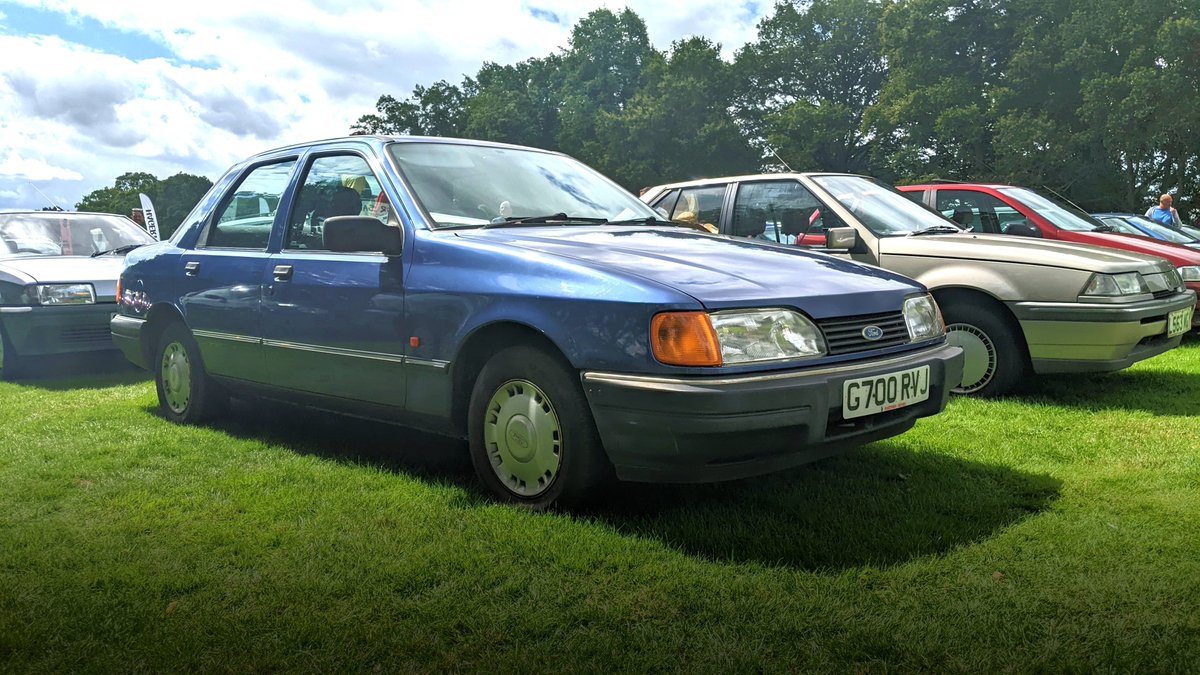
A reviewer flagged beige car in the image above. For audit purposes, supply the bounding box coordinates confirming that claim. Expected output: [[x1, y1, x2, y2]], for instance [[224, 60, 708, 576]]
[[641, 174, 1196, 396]]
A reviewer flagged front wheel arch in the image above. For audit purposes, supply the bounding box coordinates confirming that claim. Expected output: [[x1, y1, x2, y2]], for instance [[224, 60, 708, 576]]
[[931, 288, 1031, 396]]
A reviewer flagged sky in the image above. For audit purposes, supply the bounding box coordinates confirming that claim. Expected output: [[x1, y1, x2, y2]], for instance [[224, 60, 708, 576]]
[[0, 0, 769, 212]]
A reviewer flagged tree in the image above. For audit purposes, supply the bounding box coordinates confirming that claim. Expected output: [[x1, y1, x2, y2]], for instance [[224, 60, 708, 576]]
[[351, 80, 471, 137], [594, 37, 758, 188], [734, 0, 889, 174], [75, 171, 212, 238]]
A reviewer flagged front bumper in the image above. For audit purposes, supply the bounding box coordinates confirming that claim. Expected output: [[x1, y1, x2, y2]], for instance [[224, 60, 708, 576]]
[[1010, 290, 1196, 374], [0, 304, 119, 357], [110, 314, 148, 369], [580, 342, 963, 483]]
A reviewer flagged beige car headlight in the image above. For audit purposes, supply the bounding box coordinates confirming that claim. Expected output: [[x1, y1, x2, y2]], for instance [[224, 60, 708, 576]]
[[1082, 272, 1150, 297], [27, 283, 96, 305], [903, 294, 944, 341]]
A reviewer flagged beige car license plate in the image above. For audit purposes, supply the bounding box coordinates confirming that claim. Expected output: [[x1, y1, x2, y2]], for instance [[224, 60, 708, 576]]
[[842, 365, 930, 420], [1168, 307, 1193, 338]]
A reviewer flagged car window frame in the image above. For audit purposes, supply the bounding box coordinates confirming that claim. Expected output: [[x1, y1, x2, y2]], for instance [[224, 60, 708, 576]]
[[198, 156, 300, 251], [281, 150, 398, 256]]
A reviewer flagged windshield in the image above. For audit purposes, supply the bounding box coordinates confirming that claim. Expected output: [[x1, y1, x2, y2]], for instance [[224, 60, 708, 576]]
[[0, 213, 154, 257], [811, 175, 960, 236], [387, 142, 658, 229], [1127, 216, 1196, 244], [998, 187, 1101, 232]]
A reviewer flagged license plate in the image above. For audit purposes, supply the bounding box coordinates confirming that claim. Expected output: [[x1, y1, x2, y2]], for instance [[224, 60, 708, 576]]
[[842, 365, 930, 420], [1167, 307, 1193, 338]]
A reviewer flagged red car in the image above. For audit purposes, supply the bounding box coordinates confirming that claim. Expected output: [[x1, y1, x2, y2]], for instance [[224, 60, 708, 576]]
[[898, 183, 1200, 321]]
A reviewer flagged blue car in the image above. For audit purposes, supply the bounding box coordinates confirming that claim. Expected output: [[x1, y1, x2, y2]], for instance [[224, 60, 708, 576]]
[[112, 136, 962, 507], [1092, 212, 1200, 249]]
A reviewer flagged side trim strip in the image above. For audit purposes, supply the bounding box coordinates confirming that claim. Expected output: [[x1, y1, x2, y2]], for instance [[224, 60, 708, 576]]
[[192, 329, 262, 345], [407, 356, 450, 370], [0, 307, 34, 314], [262, 339, 405, 364], [582, 343, 955, 389]]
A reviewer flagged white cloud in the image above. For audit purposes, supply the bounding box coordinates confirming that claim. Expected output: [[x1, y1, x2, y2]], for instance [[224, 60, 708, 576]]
[[0, 152, 85, 181], [0, 0, 767, 210]]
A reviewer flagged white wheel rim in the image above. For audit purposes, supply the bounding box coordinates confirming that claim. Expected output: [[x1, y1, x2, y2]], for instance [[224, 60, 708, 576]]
[[161, 341, 192, 414], [483, 379, 562, 498], [946, 323, 996, 394]]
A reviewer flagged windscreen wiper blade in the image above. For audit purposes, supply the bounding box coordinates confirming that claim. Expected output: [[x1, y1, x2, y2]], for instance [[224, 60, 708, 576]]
[[908, 225, 964, 236], [481, 213, 610, 229], [90, 244, 145, 257], [1092, 224, 1115, 232]]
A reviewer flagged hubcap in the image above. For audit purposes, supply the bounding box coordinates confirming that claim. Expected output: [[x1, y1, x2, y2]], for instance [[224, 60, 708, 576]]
[[160, 341, 192, 414], [483, 379, 562, 497], [946, 323, 996, 394]]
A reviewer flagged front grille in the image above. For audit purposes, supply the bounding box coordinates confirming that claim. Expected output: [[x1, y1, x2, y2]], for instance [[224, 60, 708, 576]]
[[817, 311, 910, 355], [60, 325, 113, 346]]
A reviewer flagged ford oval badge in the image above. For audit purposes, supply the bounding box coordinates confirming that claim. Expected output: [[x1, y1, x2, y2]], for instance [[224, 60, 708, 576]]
[[862, 325, 884, 341]]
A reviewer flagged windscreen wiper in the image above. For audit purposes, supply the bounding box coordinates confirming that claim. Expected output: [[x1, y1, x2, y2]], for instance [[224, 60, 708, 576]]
[[481, 213, 610, 229], [1092, 224, 1115, 233], [908, 224, 964, 236], [90, 244, 145, 257]]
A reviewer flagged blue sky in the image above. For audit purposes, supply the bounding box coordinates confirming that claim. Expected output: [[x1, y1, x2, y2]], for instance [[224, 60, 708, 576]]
[[0, 0, 768, 212]]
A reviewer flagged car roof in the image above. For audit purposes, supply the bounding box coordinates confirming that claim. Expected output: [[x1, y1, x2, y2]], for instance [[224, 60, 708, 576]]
[[246, 135, 568, 162], [646, 172, 865, 192], [899, 182, 1013, 190]]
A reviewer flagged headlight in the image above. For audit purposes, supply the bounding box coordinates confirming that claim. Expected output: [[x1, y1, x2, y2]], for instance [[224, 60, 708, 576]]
[[1178, 266, 1200, 283], [903, 294, 944, 341], [1082, 272, 1149, 296], [650, 309, 826, 366], [25, 283, 96, 305]]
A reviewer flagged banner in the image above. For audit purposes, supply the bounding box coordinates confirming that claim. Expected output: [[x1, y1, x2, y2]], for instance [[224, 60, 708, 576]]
[[138, 192, 161, 241]]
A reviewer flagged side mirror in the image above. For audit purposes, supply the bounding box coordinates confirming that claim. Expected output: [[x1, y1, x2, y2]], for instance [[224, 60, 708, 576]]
[[825, 227, 858, 250], [323, 216, 403, 255], [1006, 222, 1042, 238]]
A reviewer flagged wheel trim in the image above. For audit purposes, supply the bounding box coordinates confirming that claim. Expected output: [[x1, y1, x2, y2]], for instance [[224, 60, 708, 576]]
[[160, 341, 192, 414], [946, 323, 996, 394], [482, 379, 562, 498]]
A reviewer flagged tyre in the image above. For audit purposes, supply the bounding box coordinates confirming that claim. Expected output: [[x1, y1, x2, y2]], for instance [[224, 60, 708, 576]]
[[940, 299, 1028, 397], [154, 322, 228, 424], [467, 345, 611, 509]]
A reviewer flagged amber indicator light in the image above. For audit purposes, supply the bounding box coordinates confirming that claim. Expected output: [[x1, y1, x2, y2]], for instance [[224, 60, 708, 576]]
[[650, 312, 721, 367]]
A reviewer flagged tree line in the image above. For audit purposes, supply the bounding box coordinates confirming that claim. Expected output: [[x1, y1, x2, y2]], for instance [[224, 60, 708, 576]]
[[353, 0, 1200, 217], [77, 171, 213, 239]]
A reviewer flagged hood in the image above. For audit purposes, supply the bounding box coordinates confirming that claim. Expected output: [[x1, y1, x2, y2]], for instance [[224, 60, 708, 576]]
[[462, 226, 923, 318], [880, 232, 1178, 274], [0, 254, 127, 300], [1066, 231, 1200, 267]]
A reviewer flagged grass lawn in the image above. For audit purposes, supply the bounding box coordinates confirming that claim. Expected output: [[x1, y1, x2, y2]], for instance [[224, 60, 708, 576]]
[[1, 341, 1198, 672]]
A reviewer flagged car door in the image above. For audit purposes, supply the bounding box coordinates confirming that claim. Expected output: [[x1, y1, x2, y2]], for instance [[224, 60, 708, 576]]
[[179, 158, 297, 383], [260, 152, 407, 407], [727, 179, 848, 249]]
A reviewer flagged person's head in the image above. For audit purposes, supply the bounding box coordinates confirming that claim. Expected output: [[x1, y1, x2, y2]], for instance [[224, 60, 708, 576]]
[[1159, 194, 1173, 209]]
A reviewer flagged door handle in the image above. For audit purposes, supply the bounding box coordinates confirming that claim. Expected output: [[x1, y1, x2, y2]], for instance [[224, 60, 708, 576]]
[[184, 261, 200, 276], [273, 265, 294, 281]]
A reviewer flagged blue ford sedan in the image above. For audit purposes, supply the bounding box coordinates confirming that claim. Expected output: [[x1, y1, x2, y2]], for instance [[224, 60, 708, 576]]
[[112, 136, 963, 508]]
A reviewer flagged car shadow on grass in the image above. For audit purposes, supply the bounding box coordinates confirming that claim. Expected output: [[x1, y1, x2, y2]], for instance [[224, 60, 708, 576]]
[[582, 446, 1061, 571], [6, 353, 150, 390], [150, 399, 1060, 571], [195, 397, 475, 484], [1013, 367, 1200, 416]]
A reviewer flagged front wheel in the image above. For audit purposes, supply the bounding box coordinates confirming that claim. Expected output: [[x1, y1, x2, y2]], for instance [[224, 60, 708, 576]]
[[941, 301, 1028, 397], [155, 323, 227, 424], [467, 345, 610, 509]]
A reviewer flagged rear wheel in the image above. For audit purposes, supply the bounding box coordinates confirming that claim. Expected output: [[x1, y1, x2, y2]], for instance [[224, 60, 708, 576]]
[[467, 345, 610, 509], [154, 322, 227, 423], [941, 300, 1028, 397]]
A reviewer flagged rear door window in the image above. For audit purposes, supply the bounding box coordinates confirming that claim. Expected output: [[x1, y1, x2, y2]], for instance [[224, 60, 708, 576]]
[[671, 186, 725, 231]]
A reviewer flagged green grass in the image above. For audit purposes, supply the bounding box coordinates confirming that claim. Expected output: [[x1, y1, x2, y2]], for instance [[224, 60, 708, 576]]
[[2, 342, 1199, 672]]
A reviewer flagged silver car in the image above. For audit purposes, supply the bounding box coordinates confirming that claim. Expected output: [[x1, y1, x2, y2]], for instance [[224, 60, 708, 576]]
[[642, 174, 1195, 396]]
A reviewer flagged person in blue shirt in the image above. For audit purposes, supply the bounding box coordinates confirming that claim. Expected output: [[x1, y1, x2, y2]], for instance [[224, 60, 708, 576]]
[[1145, 194, 1183, 227]]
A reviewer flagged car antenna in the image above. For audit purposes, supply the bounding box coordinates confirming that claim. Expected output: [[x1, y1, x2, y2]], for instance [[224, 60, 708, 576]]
[[1041, 184, 1088, 213], [767, 146, 794, 173], [27, 181, 64, 211]]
